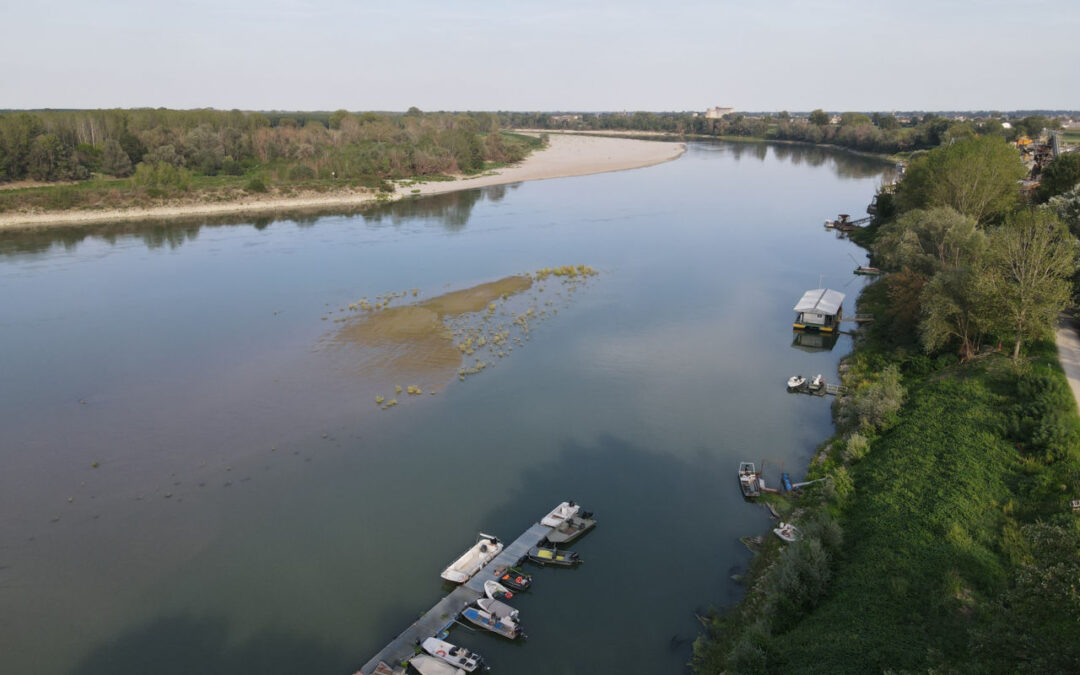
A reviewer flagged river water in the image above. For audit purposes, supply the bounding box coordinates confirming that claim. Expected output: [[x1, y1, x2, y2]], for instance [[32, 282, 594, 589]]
[[0, 141, 891, 675]]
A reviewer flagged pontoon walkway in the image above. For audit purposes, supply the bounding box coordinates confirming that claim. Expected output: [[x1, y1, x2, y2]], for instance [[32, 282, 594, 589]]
[[355, 522, 553, 675]]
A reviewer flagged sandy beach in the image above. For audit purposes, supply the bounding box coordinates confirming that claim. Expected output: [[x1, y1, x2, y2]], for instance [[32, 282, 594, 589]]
[[0, 134, 685, 231]]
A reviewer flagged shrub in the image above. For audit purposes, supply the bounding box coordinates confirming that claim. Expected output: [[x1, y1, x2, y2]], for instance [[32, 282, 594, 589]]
[[843, 432, 870, 463], [288, 164, 315, 181], [851, 365, 904, 431], [245, 176, 267, 193]]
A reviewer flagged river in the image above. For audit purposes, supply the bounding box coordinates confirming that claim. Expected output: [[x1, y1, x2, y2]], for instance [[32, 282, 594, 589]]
[[0, 141, 892, 675]]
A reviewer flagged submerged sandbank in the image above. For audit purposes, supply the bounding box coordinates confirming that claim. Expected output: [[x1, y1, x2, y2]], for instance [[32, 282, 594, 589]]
[[0, 135, 685, 231]]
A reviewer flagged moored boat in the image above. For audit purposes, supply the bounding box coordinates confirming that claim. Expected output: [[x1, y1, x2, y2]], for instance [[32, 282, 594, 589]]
[[492, 565, 533, 592], [461, 605, 524, 640], [739, 461, 761, 498], [540, 501, 580, 527], [787, 374, 807, 389], [854, 265, 882, 275], [773, 521, 800, 543], [527, 545, 582, 566], [409, 654, 466, 675], [440, 533, 502, 584], [477, 596, 520, 622], [421, 637, 484, 673], [483, 579, 514, 600], [544, 513, 596, 544], [808, 374, 824, 391]]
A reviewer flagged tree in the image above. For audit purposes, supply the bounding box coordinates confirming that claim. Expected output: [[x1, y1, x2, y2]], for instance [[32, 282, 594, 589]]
[[328, 109, 350, 130], [1037, 152, 1080, 202], [872, 113, 900, 131], [894, 136, 1027, 224], [27, 133, 73, 181], [101, 139, 133, 177], [978, 209, 1078, 358], [875, 207, 985, 277], [920, 267, 988, 360], [808, 109, 829, 126]]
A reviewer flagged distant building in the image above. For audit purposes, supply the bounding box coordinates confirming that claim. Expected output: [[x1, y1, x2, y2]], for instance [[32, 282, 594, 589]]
[[704, 106, 735, 119]]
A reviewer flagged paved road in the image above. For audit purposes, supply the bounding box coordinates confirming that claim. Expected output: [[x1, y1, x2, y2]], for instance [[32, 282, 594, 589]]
[[1055, 312, 1080, 412]]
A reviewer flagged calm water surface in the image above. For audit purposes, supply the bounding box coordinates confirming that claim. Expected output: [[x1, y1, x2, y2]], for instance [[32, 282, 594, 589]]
[[0, 142, 891, 674]]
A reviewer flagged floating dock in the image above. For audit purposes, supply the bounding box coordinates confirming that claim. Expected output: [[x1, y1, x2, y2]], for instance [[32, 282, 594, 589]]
[[356, 522, 554, 675]]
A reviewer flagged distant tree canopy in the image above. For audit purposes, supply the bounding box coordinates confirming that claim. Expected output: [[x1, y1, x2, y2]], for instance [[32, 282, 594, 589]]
[[1038, 152, 1080, 202], [0, 108, 538, 187]]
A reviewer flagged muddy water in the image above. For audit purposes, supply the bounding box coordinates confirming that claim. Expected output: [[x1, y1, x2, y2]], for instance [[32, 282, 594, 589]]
[[0, 141, 891, 675]]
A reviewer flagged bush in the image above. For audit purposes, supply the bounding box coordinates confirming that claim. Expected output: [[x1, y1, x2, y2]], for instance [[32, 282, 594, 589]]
[[288, 164, 315, 181], [843, 432, 870, 463], [245, 176, 267, 193], [851, 365, 905, 431]]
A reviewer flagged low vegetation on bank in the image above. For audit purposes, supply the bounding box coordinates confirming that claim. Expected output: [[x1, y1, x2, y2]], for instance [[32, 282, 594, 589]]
[[499, 110, 1063, 156], [0, 108, 542, 214], [693, 133, 1080, 673]]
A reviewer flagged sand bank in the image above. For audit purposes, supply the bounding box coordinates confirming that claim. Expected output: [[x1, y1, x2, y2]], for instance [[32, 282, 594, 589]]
[[0, 135, 685, 231]]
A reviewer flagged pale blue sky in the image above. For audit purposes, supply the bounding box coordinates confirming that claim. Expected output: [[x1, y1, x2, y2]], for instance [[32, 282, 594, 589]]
[[2, 0, 1077, 111]]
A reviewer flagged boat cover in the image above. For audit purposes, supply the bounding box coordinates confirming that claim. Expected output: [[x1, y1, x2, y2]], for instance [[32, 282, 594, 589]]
[[793, 289, 845, 315]]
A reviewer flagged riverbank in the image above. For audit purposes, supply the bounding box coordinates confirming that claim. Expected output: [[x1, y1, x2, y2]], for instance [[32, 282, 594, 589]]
[[693, 242, 1080, 672], [0, 135, 684, 231]]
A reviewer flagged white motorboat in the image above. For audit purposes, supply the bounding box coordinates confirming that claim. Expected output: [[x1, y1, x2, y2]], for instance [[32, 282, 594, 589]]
[[809, 374, 824, 391], [477, 596, 520, 622], [461, 605, 523, 640], [540, 501, 580, 527], [483, 579, 514, 600], [787, 375, 807, 389], [409, 654, 466, 675], [421, 637, 483, 673], [440, 533, 502, 583], [773, 521, 800, 543]]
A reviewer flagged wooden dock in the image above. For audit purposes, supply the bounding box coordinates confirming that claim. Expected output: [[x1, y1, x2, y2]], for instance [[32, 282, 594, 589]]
[[355, 522, 554, 675]]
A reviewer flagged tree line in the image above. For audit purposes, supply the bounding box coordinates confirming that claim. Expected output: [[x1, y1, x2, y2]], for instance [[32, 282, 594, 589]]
[[0, 107, 537, 190]]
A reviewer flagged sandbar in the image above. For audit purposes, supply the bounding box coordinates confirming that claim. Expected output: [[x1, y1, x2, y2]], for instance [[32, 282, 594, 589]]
[[0, 134, 685, 230]]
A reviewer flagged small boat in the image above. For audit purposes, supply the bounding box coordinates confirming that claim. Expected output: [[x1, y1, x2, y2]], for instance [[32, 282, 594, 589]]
[[545, 513, 596, 544], [484, 579, 514, 600], [440, 533, 502, 584], [738, 461, 761, 498], [780, 472, 793, 492], [773, 521, 800, 543], [540, 501, 580, 527], [421, 637, 483, 673], [492, 566, 533, 592], [409, 654, 466, 675], [477, 596, 520, 622], [808, 374, 824, 392], [787, 374, 806, 389], [527, 545, 582, 566], [461, 606, 524, 640], [854, 265, 882, 275]]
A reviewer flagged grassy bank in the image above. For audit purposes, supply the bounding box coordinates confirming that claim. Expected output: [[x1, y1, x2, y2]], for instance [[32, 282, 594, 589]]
[[693, 269, 1080, 674]]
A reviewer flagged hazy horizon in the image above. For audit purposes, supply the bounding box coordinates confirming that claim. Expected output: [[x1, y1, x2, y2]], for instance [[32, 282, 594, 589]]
[[2, 0, 1078, 111]]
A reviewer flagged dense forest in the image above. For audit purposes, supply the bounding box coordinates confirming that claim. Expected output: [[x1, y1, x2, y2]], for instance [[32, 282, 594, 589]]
[[692, 136, 1080, 673], [498, 110, 1063, 155], [0, 108, 540, 212]]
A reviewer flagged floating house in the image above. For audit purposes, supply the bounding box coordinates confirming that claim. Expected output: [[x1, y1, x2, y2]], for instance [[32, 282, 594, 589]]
[[793, 288, 845, 333]]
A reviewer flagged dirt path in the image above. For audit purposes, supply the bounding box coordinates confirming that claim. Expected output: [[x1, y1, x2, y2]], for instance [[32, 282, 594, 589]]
[[1055, 311, 1080, 412]]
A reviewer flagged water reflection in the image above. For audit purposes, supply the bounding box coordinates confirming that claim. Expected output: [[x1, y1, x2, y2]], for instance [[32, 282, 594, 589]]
[[0, 142, 890, 259], [791, 330, 840, 353]]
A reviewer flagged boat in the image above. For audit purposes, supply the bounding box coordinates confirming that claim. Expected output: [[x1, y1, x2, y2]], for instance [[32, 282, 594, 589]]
[[854, 265, 882, 275], [527, 545, 582, 566], [440, 533, 502, 583], [461, 605, 524, 640], [787, 374, 806, 389], [780, 472, 793, 492], [492, 565, 533, 592], [477, 596, 520, 622], [409, 654, 466, 675], [421, 637, 483, 673], [540, 501, 580, 527], [808, 374, 824, 392], [545, 513, 596, 544], [483, 579, 514, 600], [773, 521, 800, 543], [738, 461, 761, 498]]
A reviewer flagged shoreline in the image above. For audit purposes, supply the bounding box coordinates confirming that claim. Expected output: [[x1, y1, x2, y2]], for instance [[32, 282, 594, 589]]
[[0, 135, 685, 232]]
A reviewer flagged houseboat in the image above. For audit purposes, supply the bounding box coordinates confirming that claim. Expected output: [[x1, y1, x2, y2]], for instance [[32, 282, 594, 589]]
[[793, 288, 845, 333]]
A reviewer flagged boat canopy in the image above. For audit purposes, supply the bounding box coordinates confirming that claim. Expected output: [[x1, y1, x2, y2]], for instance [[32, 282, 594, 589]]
[[793, 289, 845, 316]]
